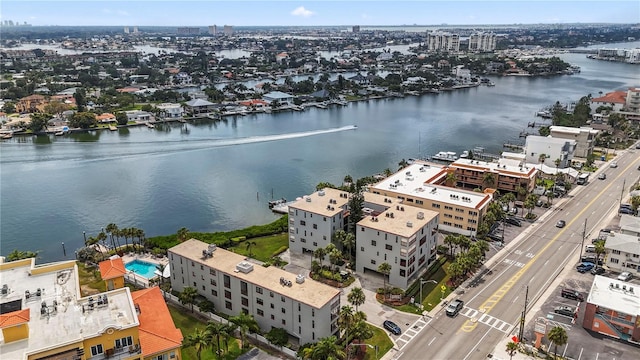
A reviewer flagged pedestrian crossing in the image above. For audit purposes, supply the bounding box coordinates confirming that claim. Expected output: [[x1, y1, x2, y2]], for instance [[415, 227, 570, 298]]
[[395, 317, 430, 350], [459, 307, 512, 333]]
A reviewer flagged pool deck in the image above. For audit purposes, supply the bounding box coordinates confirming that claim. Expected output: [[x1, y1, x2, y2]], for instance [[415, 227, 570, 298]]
[[120, 252, 169, 288]]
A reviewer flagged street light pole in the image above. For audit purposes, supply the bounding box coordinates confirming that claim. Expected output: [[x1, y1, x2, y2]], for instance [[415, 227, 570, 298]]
[[347, 343, 378, 360], [579, 218, 587, 261], [419, 279, 437, 309]]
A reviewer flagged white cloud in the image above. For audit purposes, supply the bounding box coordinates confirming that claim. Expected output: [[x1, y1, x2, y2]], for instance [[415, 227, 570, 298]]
[[291, 6, 314, 18]]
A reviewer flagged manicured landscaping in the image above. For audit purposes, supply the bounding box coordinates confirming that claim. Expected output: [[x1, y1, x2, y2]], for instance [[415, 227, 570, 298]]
[[363, 325, 393, 360], [77, 262, 106, 295], [227, 233, 288, 262]]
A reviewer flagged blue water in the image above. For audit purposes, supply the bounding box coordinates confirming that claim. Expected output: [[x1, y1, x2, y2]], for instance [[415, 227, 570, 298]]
[[125, 260, 158, 279]]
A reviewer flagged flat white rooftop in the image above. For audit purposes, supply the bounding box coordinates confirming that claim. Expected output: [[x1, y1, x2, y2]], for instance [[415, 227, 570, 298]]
[[289, 188, 350, 217], [452, 158, 537, 178], [358, 203, 438, 237], [170, 239, 340, 309], [372, 163, 490, 210], [0, 259, 138, 359], [588, 275, 640, 316]]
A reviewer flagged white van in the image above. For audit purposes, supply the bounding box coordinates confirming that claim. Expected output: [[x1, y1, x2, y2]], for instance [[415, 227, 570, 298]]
[[585, 245, 596, 253]]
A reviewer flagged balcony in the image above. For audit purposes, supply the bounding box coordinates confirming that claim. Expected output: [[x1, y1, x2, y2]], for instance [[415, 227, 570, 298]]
[[88, 345, 141, 360]]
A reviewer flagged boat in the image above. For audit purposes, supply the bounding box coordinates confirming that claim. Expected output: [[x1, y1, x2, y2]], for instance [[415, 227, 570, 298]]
[[460, 151, 470, 159], [486, 82, 495, 87], [54, 131, 65, 136], [1, 133, 13, 140], [268, 198, 287, 209], [431, 151, 458, 162], [145, 122, 155, 129]]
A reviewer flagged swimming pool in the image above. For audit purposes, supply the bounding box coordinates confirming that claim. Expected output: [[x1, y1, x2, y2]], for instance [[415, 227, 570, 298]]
[[125, 260, 159, 279]]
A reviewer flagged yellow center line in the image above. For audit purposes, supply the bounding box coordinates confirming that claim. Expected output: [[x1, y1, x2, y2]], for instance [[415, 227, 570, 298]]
[[460, 159, 637, 332]]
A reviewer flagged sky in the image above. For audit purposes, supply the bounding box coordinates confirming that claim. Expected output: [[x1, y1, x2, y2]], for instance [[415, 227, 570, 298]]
[[1, 1, 639, 27]]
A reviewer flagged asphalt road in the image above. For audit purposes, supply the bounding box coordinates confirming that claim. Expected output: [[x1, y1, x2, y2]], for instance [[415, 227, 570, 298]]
[[397, 147, 640, 360]]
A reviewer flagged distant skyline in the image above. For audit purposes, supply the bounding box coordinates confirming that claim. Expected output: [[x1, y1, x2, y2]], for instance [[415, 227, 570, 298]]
[[2, 1, 639, 27]]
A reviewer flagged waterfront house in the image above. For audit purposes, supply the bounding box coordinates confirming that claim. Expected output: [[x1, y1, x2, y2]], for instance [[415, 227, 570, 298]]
[[524, 135, 576, 168], [96, 112, 117, 123], [263, 91, 295, 106], [169, 239, 340, 345], [125, 110, 153, 123], [549, 126, 598, 158], [15, 94, 47, 113], [99, 256, 127, 291], [590, 91, 627, 112], [155, 103, 184, 119], [184, 98, 216, 117]]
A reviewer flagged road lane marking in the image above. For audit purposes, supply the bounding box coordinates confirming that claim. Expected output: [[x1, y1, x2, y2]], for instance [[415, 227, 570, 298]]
[[428, 337, 436, 346], [460, 167, 631, 333]]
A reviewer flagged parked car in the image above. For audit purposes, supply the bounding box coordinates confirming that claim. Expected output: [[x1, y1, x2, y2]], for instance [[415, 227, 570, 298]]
[[598, 173, 606, 180], [576, 262, 595, 273], [591, 267, 606, 275], [581, 255, 602, 265], [619, 207, 635, 215], [445, 299, 464, 317], [488, 232, 503, 242], [556, 220, 566, 228], [618, 272, 633, 281], [505, 217, 522, 227], [383, 320, 401, 335], [561, 288, 584, 301], [554, 306, 576, 317], [610, 161, 618, 168]]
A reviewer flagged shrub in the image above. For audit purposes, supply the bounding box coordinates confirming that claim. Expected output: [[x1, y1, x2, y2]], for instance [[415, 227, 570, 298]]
[[271, 246, 288, 257], [390, 287, 404, 296]]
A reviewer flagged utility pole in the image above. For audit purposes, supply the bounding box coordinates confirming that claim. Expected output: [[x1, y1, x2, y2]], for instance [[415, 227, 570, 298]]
[[519, 285, 529, 342], [579, 218, 587, 261], [619, 178, 626, 209]]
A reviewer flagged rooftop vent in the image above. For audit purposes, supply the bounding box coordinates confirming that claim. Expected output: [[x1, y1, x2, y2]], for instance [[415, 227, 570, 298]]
[[417, 212, 424, 220], [318, 190, 325, 196], [1, 284, 8, 295], [630, 287, 634, 293], [305, 197, 311, 202], [406, 221, 413, 228], [236, 261, 254, 274], [390, 213, 394, 218], [296, 274, 306, 284], [208, 244, 217, 253], [280, 277, 293, 287]]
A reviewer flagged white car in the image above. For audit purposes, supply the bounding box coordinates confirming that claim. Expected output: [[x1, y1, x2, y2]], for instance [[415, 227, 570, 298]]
[[618, 272, 633, 281], [610, 162, 618, 168]]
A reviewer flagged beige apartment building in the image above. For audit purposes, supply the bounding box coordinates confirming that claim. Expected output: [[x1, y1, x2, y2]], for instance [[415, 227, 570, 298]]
[[450, 158, 539, 196]]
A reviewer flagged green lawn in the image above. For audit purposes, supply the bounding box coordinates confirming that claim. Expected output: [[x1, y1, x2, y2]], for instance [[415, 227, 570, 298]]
[[385, 259, 451, 314], [363, 325, 393, 360], [227, 233, 288, 262], [77, 262, 106, 295], [169, 304, 242, 360]]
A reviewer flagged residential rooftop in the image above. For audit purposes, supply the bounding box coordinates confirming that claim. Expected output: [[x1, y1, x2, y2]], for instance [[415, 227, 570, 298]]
[[0, 258, 138, 360], [289, 187, 350, 217], [372, 163, 491, 210], [358, 201, 438, 237], [169, 239, 341, 309], [451, 158, 537, 178], [604, 232, 640, 255], [588, 275, 640, 316]]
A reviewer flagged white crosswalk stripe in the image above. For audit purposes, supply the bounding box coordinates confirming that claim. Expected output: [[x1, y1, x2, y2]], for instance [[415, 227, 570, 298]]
[[459, 307, 513, 333], [396, 317, 430, 350]]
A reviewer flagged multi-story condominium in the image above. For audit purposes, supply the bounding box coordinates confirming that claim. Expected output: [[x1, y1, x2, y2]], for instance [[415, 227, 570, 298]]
[[356, 192, 439, 288], [288, 188, 350, 255], [208, 25, 217, 35], [0, 257, 182, 360], [223, 25, 233, 36], [370, 163, 492, 236], [426, 32, 460, 53], [169, 240, 341, 345], [450, 158, 539, 196], [468, 32, 496, 52], [582, 275, 640, 342], [603, 231, 640, 276], [524, 136, 576, 169], [626, 87, 640, 113], [176, 27, 200, 35], [549, 126, 598, 158]]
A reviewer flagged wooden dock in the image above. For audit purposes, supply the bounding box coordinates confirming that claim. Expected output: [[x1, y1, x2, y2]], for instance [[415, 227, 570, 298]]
[[108, 125, 118, 131]]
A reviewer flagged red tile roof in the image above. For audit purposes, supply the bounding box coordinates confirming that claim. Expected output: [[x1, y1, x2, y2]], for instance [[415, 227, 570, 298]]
[[98, 257, 127, 280], [592, 91, 626, 104], [0, 309, 30, 328], [132, 287, 183, 357]]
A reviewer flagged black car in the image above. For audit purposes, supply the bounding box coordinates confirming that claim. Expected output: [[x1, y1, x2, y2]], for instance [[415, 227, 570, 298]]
[[504, 217, 522, 227], [556, 220, 566, 228], [554, 306, 576, 317], [561, 288, 584, 301], [487, 232, 503, 242], [383, 320, 401, 335], [591, 267, 605, 275]]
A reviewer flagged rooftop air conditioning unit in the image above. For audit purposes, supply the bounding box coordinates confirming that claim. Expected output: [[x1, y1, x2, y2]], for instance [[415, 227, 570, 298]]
[[208, 244, 217, 253], [407, 221, 413, 227], [236, 261, 254, 274], [318, 190, 325, 196], [296, 274, 306, 284], [417, 212, 424, 219], [306, 197, 311, 202]]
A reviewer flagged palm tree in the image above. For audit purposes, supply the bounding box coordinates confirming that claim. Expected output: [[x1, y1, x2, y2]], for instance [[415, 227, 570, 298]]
[[337, 305, 354, 346], [177, 227, 190, 243], [505, 341, 518, 360], [303, 336, 346, 360], [547, 325, 568, 359], [538, 153, 547, 165], [179, 286, 198, 313], [229, 312, 259, 349], [443, 234, 457, 258], [383, 168, 393, 177], [594, 241, 606, 268], [546, 190, 555, 206], [445, 171, 458, 187], [205, 321, 227, 359], [377, 262, 391, 299], [314, 247, 327, 268], [482, 172, 496, 190], [347, 287, 366, 312], [502, 192, 516, 208], [329, 248, 342, 272], [184, 328, 209, 360], [105, 223, 120, 250], [340, 232, 356, 263], [398, 159, 409, 170], [245, 240, 257, 258]]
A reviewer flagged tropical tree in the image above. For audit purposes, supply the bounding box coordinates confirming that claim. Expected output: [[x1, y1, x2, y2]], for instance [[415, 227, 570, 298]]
[[184, 328, 208, 360], [546, 190, 555, 206], [445, 171, 458, 187], [347, 287, 366, 312], [505, 341, 518, 360], [547, 326, 568, 359], [482, 172, 496, 189], [329, 247, 343, 271], [501, 192, 516, 208], [177, 227, 190, 242], [314, 247, 327, 268], [302, 336, 346, 360], [443, 234, 457, 258], [245, 240, 257, 258], [378, 262, 392, 299], [631, 195, 640, 212], [337, 305, 354, 346], [383, 168, 393, 177], [398, 159, 409, 170], [265, 327, 289, 348], [6, 249, 39, 261], [229, 312, 259, 349], [594, 241, 606, 268], [206, 321, 228, 359], [538, 153, 547, 165], [105, 223, 121, 250], [179, 286, 198, 313], [340, 232, 356, 263]]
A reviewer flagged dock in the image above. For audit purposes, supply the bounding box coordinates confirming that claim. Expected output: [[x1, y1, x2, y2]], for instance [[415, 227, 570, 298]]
[[108, 125, 117, 131], [271, 201, 296, 214], [145, 122, 155, 129]]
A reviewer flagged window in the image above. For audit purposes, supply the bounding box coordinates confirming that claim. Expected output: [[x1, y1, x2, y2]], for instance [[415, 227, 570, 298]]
[[385, 244, 393, 251], [225, 290, 231, 299], [242, 297, 249, 306], [90, 345, 104, 356], [271, 314, 275, 320], [202, 285, 205, 291], [154, 355, 168, 360], [225, 301, 232, 310], [200, 264, 204, 270], [370, 259, 376, 265], [257, 309, 264, 316], [282, 319, 286, 325], [241, 281, 248, 296], [270, 291, 274, 298], [191, 261, 195, 267], [223, 274, 231, 288], [371, 240, 377, 246], [115, 336, 133, 349], [444, 205, 453, 210], [312, 309, 315, 316], [300, 220, 306, 226], [361, 246, 365, 252], [361, 227, 365, 232], [257, 298, 263, 305], [432, 203, 441, 209], [281, 296, 285, 302], [312, 320, 315, 328], [301, 238, 306, 243], [612, 250, 621, 255], [313, 224, 317, 229], [400, 269, 406, 277], [210, 279, 217, 286], [416, 200, 424, 205], [610, 258, 619, 264], [313, 242, 317, 246], [209, 268, 216, 275], [282, 307, 286, 314], [270, 303, 275, 309], [256, 286, 263, 294], [211, 289, 217, 297]]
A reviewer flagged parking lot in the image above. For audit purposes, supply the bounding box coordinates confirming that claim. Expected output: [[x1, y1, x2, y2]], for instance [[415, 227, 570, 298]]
[[523, 262, 640, 360]]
